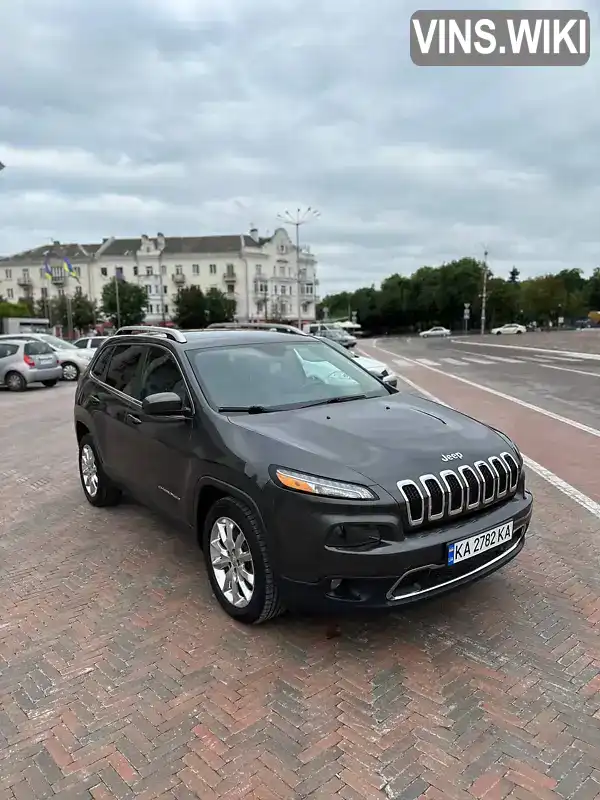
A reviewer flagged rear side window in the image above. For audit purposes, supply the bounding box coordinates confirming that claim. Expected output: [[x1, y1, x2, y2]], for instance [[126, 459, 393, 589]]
[[24, 341, 53, 355], [0, 344, 18, 358], [91, 345, 113, 379], [104, 344, 146, 397]]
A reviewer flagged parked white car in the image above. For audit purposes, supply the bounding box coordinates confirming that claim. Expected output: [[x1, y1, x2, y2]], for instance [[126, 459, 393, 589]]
[[321, 338, 398, 387], [419, 326, 451, 338], [0, 333, 94, 381], [491, 323, 527, 335], [73, 335, 110, 351]]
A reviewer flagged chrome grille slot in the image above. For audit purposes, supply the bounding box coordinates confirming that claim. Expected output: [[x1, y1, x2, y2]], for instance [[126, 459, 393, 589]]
[[397, 480, 425, 526], [421, 474, 445, 521], [458, 465, 480, 509], [440, 470, 464, 515], [489, 455, 508, 498], [501, 451, 520, 492], [399, 451, 522, 531], [474, 460, 496, 504]]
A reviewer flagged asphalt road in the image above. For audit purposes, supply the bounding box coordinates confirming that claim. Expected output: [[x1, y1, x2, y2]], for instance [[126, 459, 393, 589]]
[[370, 335, 600, 431], [1, 372, 600, 799]]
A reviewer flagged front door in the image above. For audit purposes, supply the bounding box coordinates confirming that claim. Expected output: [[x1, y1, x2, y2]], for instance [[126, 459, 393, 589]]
[[128, 344, 196, 522]]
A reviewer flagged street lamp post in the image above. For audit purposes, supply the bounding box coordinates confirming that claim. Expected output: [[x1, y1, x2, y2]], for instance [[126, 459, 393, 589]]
[[277, 207, 320, 328], [480, 249, 489, 335]]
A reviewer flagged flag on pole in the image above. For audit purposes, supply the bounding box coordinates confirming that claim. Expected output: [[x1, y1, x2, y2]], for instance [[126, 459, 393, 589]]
[[63, 256, 80, 283], [43, 257, 53, 281]]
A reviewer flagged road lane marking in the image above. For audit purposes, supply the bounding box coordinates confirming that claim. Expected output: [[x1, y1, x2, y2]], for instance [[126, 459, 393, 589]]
[[415, 358, 440, 366], [371, 340, 600, 440], [481, 355, 525, 363], [461, 357, 496, 365], [547, 356, 584, 362], [449, 339, 600, 361], [442, 358, 467, 365], [539, 364, 600, 379], [393, 358, 415, 368], [395, 372, 600, 521]]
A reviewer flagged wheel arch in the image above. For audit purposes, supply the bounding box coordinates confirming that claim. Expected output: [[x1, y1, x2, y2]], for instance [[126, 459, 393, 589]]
[[194, 477, 267, 548]]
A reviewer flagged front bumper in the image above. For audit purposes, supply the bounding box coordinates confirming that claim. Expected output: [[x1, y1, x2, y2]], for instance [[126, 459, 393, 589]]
[[25, 366, 63, 384], [270, 489, 533, 613]]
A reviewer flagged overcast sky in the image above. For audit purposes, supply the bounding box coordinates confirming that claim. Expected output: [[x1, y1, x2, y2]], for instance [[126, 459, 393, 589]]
[[1, 0, 598, 294]]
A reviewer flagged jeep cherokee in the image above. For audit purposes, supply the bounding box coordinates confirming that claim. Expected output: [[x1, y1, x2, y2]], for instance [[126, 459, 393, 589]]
[[73, 325, 533, 624]]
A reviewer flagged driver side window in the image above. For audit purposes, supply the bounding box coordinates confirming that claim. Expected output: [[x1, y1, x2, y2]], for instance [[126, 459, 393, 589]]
[[139, 346, 190, 407]]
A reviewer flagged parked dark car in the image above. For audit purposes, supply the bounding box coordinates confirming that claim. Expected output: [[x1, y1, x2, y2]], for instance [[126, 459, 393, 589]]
[[74, 326, 533, 624]]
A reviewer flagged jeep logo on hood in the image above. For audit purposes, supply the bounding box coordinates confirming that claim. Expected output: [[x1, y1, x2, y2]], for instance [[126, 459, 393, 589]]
[[441, 452, 463, 462]]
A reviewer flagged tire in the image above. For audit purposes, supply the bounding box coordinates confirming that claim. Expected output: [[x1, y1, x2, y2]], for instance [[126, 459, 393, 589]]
[[62, 362, 79, 381], [42, 379, 58, 387], [517, 330, 523, 334], [5, 371, 26, 392], [496, 331, 502, 335], [202, 496, 284, 624], [78, 433, 122, 507]]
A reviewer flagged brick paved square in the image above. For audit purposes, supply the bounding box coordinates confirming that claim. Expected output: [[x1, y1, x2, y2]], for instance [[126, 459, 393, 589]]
[[1, 385, 599, 799]]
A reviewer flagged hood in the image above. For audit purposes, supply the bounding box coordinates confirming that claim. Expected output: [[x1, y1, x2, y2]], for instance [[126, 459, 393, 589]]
[[228, 393, 513, 498]]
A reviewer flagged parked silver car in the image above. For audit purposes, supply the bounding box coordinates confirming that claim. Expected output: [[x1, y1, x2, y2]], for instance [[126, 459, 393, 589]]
[[73, 335, 110, 351], [0, 339, 63, 391], [0, 333, 93, 381]]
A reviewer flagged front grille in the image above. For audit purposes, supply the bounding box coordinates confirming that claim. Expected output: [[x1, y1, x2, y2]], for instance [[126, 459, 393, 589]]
[[397, 451, 520, 530]]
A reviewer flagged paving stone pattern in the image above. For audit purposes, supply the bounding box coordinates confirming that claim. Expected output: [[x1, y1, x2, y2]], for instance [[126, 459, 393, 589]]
[[1, 386, 600, 799]]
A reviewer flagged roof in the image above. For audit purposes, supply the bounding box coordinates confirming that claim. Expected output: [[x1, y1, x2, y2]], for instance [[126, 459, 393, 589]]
[[1, 234, 268, 264], [182, 329, 307, 349]]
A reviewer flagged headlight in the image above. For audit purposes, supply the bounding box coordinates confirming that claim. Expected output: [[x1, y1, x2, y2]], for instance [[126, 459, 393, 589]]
[[273, 467, 378, 500]]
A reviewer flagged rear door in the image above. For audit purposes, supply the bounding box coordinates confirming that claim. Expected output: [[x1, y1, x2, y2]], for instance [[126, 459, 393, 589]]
[[0, 343, 20, 382], [98, 343, 147, 486]]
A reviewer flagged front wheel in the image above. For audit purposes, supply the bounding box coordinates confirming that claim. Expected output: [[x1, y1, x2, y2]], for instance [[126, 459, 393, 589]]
[[496, 331, 502, 335], [78, 434, 122, 507], [62, 362, 79, 381], [202, 497, 284, 624]]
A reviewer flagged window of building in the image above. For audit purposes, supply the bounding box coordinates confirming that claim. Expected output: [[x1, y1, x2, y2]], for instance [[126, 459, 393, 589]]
[[209, 264, 217, 274], [164, 305, 169, 314], [161, 265, 166, 274], [104, 344, 145, 396], [226, 283, 235, 294], [146, 266, 153, 276], [279, 265, 286, 276], [4, 269, 11, 279], [144, 284, 151, 295], [192, 264, 199, 275], [175, 265, 183, 274], [22, 268, 29, 278], [101, 267, 108, 276], [163, 285, 168, 293], [41, 287, 48, 299], [255, 264, 262, 275], [133, 266, 139, 276], [6, 288, 13, 299]]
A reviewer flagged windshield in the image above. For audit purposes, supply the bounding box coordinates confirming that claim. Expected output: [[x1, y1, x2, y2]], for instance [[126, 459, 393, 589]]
[[187, 340, 390, 411], [39, 334, 77, 350], [322, 338, 357, 358]]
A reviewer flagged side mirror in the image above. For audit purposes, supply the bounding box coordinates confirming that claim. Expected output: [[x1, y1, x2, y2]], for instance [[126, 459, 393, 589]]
[[142, 391, 184, 416]]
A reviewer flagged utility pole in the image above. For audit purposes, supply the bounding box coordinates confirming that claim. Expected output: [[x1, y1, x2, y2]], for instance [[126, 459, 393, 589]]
[[157, 233, 166, 325], [480, 249, 489, 335], [276, 207, 320, 328]]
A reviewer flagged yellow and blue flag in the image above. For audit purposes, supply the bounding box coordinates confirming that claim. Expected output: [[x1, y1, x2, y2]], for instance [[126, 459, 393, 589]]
[[43, 257, 53, 281], [63, 256, 80, 283]]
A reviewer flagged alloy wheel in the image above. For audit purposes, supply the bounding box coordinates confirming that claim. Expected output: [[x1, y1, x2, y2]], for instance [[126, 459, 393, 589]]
[[80, 444, 99, 498], [209, 516, 255, 608], [62, 363, 78, 381]]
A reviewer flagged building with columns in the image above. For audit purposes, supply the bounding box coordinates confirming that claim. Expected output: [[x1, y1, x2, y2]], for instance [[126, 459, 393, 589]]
[[0, 228, 319, 325]]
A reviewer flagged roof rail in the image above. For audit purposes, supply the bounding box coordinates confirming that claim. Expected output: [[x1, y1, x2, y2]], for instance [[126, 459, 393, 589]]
[[114, 325, 187, 343]]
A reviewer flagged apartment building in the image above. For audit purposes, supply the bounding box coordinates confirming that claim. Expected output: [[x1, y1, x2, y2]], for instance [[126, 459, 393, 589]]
[[0, 227, 319, 324]]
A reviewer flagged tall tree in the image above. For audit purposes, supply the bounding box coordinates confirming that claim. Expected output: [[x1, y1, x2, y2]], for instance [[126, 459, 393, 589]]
[[205, 288, 236, 325], [101, 279, 148, 326], [173, 286, 207, 329]]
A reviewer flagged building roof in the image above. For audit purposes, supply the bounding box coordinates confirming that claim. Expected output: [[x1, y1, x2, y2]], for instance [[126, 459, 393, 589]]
[[1, 234, 270, 264]]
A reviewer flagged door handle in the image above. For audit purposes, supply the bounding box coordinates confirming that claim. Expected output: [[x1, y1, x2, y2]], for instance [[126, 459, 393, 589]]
[[126, 413, 141, 425], [89, 395, 100, 405]]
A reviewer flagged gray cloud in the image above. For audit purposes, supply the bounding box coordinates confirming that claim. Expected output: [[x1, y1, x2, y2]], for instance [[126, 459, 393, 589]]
[[1, 0, 599, 293]]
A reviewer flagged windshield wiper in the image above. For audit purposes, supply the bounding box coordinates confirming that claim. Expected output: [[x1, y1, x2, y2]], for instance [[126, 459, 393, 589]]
[[301, 394, 368, 408], [218, 405, 273, 414]]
